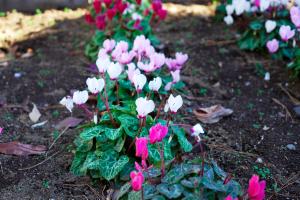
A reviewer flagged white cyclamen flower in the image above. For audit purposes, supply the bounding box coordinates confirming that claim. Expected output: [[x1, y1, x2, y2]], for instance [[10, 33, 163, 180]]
[[260, 0, 270, 12], [133, 73, 147, 92], [149, 77, 162, 91], [264, 72, 270, 81], [135, 97, 155, 118], [86, 77, 105, 94], [96, 57, 111, 74], [226, 5, 234, 15], [164, 94, 183, 113], [72, 90, 89, 105], [60, 96, 74, 112], [107, 62, 123, 80], [224, 15, 234, 25], [265, 20, 276, 33], [191, 123, 205, 137]]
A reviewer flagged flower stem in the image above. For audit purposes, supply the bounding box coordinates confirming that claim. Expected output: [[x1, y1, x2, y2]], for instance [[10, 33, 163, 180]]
[[159, 142, 165, 177], [78, 104, 93, 118], [115, 80, 120, 105], [154, 95, 167, 121], [141, 185, 144, 200]]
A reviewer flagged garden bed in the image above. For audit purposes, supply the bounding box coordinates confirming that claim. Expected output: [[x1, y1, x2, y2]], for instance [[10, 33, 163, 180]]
[[0, 1, 299, 199]]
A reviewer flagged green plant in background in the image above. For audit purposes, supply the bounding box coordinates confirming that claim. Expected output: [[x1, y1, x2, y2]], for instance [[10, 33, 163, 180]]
[[84, 0, 167, 61], [217, 0, 300, 77]]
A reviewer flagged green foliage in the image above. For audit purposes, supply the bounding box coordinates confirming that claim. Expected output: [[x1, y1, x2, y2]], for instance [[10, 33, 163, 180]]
[[118, 161, 243, 200]]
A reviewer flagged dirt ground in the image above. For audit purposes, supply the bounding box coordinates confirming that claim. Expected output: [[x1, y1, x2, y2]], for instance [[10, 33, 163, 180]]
[[0, 1, 299, 200]]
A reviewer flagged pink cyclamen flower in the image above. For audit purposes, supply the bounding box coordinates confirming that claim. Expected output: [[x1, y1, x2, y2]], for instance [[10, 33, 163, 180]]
[[266, 39, 279, 53], [95, 15, 106, 30], [103, 39, 116, 53], [290, 6, 300, 28], [130, 171, 144, 191], [279, 25, 295, 42], [149, 123, 168, 144], [171, 70, 180, 83], [135, 137, 149, 160], [175, 52, 188, 66], [224, 195, 238, 200], [247, 175, 266, 200]]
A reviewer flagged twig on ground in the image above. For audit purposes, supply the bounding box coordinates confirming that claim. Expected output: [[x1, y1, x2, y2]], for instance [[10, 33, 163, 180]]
[[278, 84, 300, 105], [18, 151, 61, 171], [48, 126, 69, 151], [272, 98, 294, 122]]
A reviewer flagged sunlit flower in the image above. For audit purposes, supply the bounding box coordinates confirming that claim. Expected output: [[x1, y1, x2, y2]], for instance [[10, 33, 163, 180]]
[[133, 73, 147, 93], [72, 90, 89, 105], [60, 96, 74, 112], [149, 123, 168, 144], [136, 97, 155, 118], [86, 77, 105, 94], [149, 77, 162, 91], [247, 175, 266, 200], [107, 62, 123, 80], [164, 94, 183, 113]]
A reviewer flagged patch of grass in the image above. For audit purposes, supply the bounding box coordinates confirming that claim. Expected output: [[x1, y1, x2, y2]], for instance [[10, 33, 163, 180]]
[[42, 180, 49, 188], [247, 103, 254, 110], [38, 69, 53, 77], [52, 130, 60, 140], [1, 112, 14, 122], [255, 63, 266, 77], [52, 110, 60, 118], [37, 80, 45, 88], [199, 88, 208, 96], [252, 123, 261, 129], [253, 165, 272, 179], [0, 12, 6, 17], [35, 9, 42, 15]]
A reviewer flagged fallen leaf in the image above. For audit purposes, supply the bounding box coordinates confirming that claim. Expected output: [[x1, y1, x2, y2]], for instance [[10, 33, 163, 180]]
[[29, 103, 41, 123], [193, 105, 233, 124], [0, 141, 46, 156], [31, 120, 48, 129], [55, 117, 83, 130]]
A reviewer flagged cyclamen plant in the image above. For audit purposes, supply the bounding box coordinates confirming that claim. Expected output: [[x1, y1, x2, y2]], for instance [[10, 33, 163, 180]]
[[60, 35, 191, 181], [219, 0, 300, 77], [85, 0, 167, 61]]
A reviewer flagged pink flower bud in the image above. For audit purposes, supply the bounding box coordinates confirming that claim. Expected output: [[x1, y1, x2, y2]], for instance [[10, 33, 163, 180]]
[[130, 171, 144, 191], [149, 123, 168, 144]]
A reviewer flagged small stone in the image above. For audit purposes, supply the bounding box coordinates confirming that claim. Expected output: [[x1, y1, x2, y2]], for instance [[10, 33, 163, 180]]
[[293, 106, 300, 118], [14, 72, 22, 78], [286, 144, 296, 151], [245, 81, 251, 86], [256, 157, 263, 163]]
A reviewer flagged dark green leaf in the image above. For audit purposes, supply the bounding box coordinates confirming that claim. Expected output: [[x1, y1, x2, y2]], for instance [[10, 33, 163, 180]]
[[157, 183, 184, 199]]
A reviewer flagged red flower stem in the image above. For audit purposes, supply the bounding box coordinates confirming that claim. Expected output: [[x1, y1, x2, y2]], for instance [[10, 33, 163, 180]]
[[159, 142, 165, 177], [78, 104, 93, 118], [115, 80, 120, 105], [154, 95, 167, 121], [100, 73, 118, 127], [127, 118, 144, 153], [166, 114, 172, 127], [141, 185, 144, 200]]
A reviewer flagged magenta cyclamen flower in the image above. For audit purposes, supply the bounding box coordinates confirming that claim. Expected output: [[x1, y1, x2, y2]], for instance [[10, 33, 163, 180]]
[[266, 39, 279, 53], [149, 123, 168, 144], [130, 171, 144, 191], [247, 175, 266, 200], [279, 25, 295, 42], [290, 6, 300, 29], [224, 195, 237, 200], [135, 137, 149, 160]]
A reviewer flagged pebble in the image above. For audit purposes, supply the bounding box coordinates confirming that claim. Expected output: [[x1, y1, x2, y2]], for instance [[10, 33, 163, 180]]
[[256, 157, 263, 163], [14, 72, 22, 78], [286, 144, 296, 151], [293, 106, 300, 118]]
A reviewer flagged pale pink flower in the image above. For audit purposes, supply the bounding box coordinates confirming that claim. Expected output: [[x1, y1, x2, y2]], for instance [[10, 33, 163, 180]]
[[0, 127, 3, 135], [127, 63, 140, 83], [175, 52, 188, 66], [290, 6, 300, 28], [137, 61, 156, 73], [149, 123, 168, 144], [279, 25, 295, 42], [118, 51, 135, 65], [103, 39, 116, 52], [266, 39, 279, 53], [171, 70, 180, 83], [247, 175, 266, 200], [150, 53, 165, 69]]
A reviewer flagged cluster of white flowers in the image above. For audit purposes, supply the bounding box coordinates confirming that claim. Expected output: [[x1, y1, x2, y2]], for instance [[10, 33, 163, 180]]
[[224, 0, 300, 25], [60, 35, 188, 123]]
